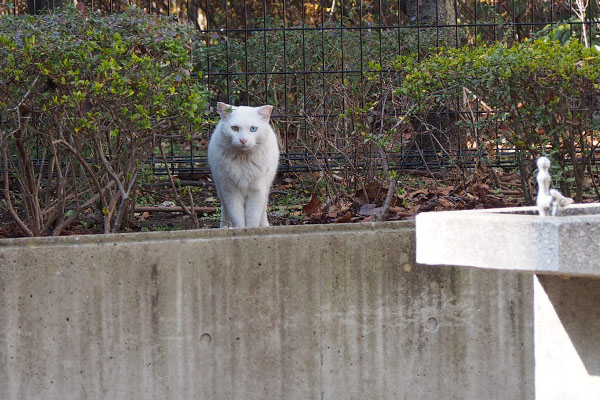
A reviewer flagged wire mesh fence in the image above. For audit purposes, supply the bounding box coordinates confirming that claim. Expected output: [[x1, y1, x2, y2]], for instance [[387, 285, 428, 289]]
[[3, 0, 600, 176]]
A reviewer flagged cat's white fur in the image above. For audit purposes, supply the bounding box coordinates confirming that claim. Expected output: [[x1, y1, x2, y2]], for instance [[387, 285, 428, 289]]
[[207, 102, 279, 228]]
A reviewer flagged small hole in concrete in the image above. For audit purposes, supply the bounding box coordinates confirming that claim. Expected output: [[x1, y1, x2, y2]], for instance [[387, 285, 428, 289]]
[[425, 317, 439, 332], [200, 333, 212, 348]]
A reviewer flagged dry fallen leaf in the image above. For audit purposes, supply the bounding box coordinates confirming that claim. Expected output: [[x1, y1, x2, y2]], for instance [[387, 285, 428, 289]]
[[354, 182, 386, 206], [302, 194, 322, 218], [438, 198, 454, 209], [408, 189, 429, 200], [359, 203, 382, 216], [437, 186, 455, 196], [335, 212, 352, 223], [327, 204, 340, 218]]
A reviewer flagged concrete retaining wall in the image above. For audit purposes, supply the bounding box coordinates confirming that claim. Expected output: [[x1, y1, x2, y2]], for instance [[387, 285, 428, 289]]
[[0, 222, 534, 399]]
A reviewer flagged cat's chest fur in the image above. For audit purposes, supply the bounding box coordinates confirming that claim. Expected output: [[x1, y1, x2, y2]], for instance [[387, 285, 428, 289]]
[[214, 140, 272, 190]]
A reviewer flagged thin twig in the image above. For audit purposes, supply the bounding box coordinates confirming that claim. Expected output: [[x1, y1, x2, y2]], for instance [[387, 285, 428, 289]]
[[186, 184, 200, 228], [111, 169, 139, 233], [52, 179, 119, 236], [151, 180, 213, 188], [158, 141, 197, 221], [53, 138, 110, 217], [93, 136, 128, 199], [2, 145, 33, 237], [376, 94, 397, 221], [134, 204, 303, 214]]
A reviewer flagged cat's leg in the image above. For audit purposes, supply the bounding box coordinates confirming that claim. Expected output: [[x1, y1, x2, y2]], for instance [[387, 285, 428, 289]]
[[259, 196, 269, 227], [245, 188, 268, 228], [260, 212, 269, 227], [214, 185, 231, 228], [220, 191, 245, 228], [219, 202, 230, 228]]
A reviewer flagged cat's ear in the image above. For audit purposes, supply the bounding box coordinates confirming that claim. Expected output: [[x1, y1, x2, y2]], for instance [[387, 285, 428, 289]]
[[217, 102, 233, 119], [257, 105, 273, 121]]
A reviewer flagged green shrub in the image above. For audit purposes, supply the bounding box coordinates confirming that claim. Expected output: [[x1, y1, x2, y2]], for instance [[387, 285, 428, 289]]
[[0, 6, 209, 236], [393, 39, 600, 202]]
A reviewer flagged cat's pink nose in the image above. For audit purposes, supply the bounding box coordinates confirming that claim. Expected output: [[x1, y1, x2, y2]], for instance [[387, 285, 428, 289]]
[[240, 138, 248, 144]]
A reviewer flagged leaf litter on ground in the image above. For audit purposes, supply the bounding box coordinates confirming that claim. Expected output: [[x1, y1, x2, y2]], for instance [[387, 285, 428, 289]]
[[299, 168, 525, 224]]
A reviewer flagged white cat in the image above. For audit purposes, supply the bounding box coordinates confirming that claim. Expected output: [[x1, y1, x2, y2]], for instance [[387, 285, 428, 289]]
[[207, 102, 280, 228]]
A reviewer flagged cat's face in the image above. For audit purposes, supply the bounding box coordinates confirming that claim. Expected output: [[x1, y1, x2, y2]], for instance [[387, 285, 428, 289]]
[[217, 102, 273, 150]]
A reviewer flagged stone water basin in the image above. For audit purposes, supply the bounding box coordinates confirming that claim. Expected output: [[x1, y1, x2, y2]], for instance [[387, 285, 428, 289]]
[[416, 202, 600, 277]]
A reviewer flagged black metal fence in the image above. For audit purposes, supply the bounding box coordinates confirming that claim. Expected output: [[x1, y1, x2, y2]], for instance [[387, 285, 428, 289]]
[[3, 0, 599, 176]]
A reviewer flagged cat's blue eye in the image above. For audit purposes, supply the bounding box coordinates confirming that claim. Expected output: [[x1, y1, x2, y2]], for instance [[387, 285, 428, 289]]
[[231, 126, 239, 131], [250, 126, 258, 132]]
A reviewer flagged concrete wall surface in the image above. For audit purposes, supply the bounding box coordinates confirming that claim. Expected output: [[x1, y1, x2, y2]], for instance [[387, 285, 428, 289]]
[[0, 222, 534, 400], [534, 275, 600, 400]]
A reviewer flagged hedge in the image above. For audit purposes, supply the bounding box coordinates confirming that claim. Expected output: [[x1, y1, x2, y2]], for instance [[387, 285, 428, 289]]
[[0, 6, 209, 236]]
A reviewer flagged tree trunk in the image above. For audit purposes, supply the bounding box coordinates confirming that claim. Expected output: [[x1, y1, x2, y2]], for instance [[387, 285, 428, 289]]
[[406, 0, 456, 25]]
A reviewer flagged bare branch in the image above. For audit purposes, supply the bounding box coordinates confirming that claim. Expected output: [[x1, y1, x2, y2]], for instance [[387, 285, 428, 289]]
[[2, 145, 33, 237], [157, 140, 199, 224]]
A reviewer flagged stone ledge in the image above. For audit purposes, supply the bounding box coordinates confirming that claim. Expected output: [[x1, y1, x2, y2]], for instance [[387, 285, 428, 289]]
[[0, 220, 412, 249], [416, 203, 600, 277]]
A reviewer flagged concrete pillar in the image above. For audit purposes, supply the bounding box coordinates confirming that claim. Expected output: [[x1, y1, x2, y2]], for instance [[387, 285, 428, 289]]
[[534, 275, 600, 399]]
